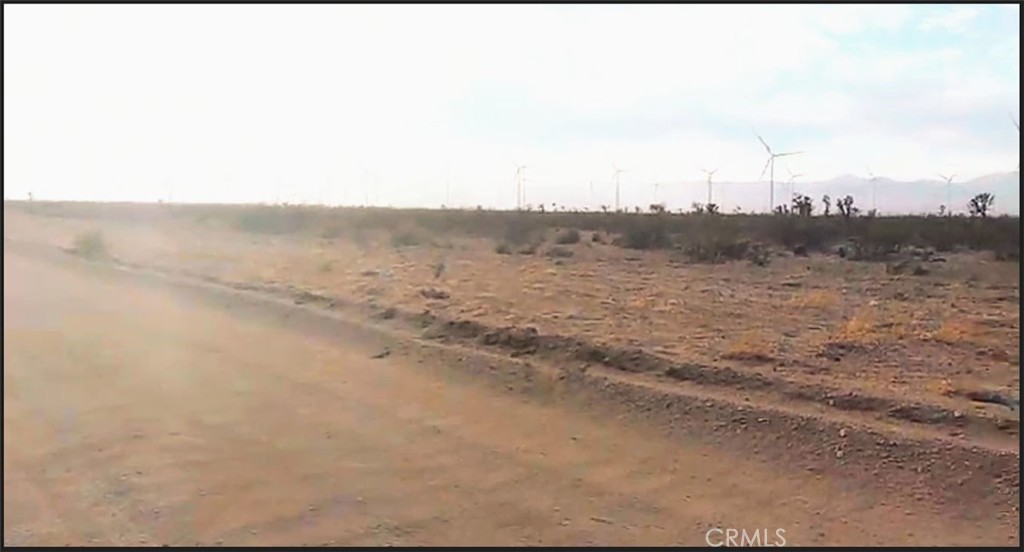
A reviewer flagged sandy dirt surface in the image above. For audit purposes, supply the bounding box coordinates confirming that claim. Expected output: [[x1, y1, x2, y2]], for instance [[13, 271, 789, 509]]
[[3, 244, 1018, 546], [3, 207, 1019, 409]]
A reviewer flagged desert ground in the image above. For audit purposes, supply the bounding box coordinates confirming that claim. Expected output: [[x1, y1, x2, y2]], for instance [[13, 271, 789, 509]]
[[3, 201, 1020, 546]]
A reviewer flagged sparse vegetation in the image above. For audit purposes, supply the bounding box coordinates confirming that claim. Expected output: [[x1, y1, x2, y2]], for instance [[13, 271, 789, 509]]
[[390, 226, 427, 248], [14, 199, 1018, 262], [546, 246, 574, 258], [617, 215, 672, 250], [71, 230, 109, 259], [554, 228, 581, 244]]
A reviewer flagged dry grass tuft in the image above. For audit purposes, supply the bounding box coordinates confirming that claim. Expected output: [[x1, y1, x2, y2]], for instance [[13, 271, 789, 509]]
[[787, 289, 840, 309], [832, 305, 925, 345], [930, 319, 984, 345], [721, 330, 778, 363], [926, 378, 956, 397]]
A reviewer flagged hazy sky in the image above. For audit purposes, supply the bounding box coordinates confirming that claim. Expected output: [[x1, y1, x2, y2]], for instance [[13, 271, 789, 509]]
[[4, 4, 1020, 210]]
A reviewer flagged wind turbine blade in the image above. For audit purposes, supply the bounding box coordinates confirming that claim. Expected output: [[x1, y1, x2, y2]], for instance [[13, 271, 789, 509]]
[[759, 157, 772, 180], [755, 133, 772, 155], [710, 169, 718, 176], [776, 151, 804, 157], [1011, 113, 1019, 131]]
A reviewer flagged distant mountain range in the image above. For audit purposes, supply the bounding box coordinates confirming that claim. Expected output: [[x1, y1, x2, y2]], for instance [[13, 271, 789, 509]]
[[697, 171, 1020, 215]]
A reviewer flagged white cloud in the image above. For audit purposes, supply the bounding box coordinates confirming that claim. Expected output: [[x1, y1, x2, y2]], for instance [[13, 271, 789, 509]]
[[918, 6, 979, 33], [3, 4, 1019, 210]]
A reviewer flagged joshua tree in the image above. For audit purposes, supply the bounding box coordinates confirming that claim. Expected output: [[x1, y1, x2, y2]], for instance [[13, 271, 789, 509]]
[[705, 202, 720, 215], [837, 195, 856, 219], [822, 194, 831, 216], [792, 194, 814, 217], [691, 202, 706, 214], [600, 205, 609, 213], [649, 203, 667, 214], [968, 193, 994, 217]]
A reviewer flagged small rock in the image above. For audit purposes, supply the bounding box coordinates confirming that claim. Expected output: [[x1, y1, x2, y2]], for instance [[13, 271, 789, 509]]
[[835, 449, 845, 459], [420, 287, 450, 300], [839, 428, 847, 438]]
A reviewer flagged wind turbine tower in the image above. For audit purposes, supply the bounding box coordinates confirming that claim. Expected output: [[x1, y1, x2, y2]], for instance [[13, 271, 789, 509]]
[[755, 131, 803, 212], [514, 164, 527, 210], [701, 168, 719, 205], [866, 167, 880, 212], [785, 165, 803, 203], [938, 173, 956, 213], [612, 163, 627, 212]]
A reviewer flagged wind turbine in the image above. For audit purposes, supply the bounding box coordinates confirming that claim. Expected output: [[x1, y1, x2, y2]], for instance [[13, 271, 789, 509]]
[[701, 168, 719, 206], [513, 163, 527, 210], [938, 173, 956, 213], [866, 167, 880, 212], [611, 163, 627, 212], [755, 131, 803, 212], [784, 165, 803, 203]]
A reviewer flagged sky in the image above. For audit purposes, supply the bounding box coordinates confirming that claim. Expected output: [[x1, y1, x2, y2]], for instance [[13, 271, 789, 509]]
[[3, 4, 1020, 212]]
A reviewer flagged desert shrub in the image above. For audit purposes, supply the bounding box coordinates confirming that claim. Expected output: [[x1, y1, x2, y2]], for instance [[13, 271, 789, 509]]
[[320, 224, 345, 239], [847, 219, 910, 260], [234, 206, 313, 235], [494, 242, 512, 255], [554, 228, 581, 244], [546, 246, 574, 258], [517, 242, 540, 255], [764, 216, 837, 253], [618, 215, 672, 250], [591, 232, 604, 244], [748, 244, 772, 266], [683, 238, 751, 263], [72, 230, 109, 259], [994, 246, 1020, 262], [390, 228, 424, 248], [504, 216, 543, 245]]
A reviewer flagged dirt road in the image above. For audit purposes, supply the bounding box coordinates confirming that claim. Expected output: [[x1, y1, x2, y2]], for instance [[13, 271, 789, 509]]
[[3, 247, 1017, 546]]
